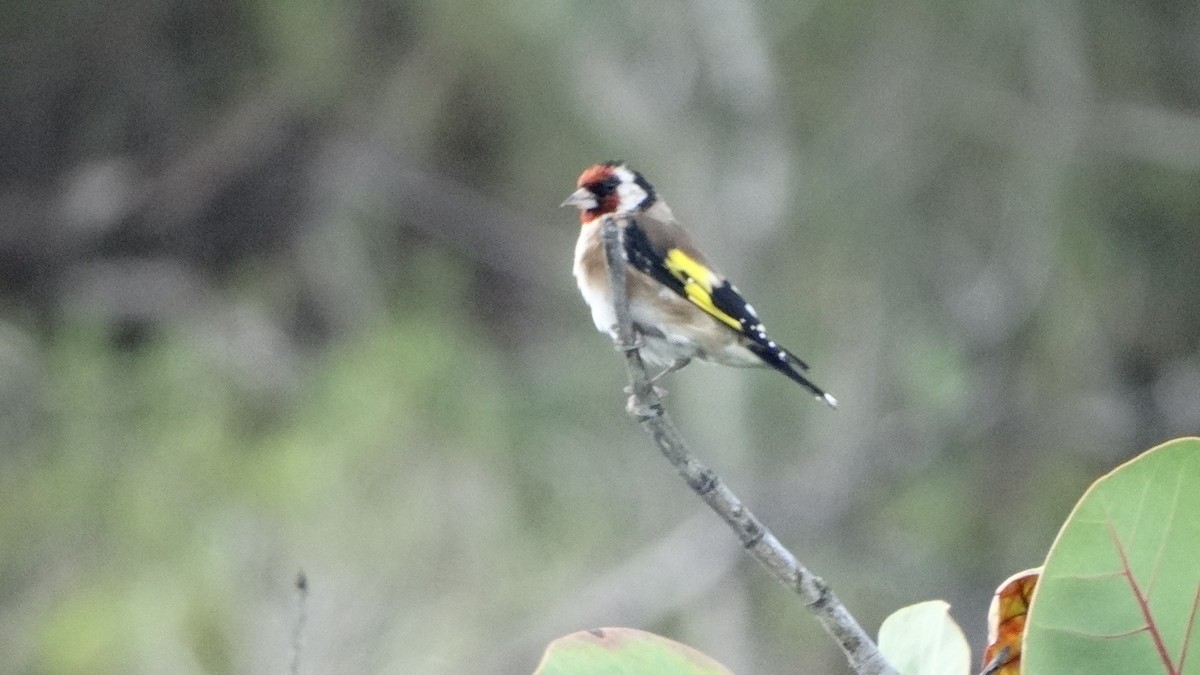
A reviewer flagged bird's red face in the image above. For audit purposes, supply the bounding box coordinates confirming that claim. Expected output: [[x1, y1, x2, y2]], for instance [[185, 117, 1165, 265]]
[[561, 161, 655, 224]]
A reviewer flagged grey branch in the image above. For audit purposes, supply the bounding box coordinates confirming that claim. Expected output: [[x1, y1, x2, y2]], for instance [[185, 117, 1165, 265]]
[[599, 215, 897, 675]]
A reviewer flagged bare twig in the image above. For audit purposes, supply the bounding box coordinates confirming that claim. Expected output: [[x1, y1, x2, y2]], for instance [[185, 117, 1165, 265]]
[[600, 215, 896, 675]]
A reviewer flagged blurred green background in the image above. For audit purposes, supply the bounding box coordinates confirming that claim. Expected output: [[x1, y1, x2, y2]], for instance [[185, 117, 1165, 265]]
[[3, 0, 1199, 673]]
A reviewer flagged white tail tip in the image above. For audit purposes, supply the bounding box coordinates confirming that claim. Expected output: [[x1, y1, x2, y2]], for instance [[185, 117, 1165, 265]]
[[822, 393, 838, 408]]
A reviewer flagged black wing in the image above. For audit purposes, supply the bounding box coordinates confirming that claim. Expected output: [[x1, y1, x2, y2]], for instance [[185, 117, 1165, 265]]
[[621, 218, 834, 404]]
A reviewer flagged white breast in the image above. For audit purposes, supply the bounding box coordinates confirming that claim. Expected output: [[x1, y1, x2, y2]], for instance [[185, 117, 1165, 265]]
[[573, 221, 617, 337]]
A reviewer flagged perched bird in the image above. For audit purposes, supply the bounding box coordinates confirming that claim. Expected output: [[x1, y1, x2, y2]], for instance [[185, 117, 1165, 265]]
[[563, 161, 837, 407]]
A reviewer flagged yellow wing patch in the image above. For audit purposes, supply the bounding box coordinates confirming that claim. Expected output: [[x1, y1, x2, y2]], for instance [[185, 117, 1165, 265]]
[[663, 249, 742, 331]]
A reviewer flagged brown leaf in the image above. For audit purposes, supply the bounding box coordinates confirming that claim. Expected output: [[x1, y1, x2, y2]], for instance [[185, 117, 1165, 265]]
[[982, 567, 1041, 675]]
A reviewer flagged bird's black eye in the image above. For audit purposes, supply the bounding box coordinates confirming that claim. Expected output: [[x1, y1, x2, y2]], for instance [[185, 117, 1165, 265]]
[[589, 175, 620, 197]]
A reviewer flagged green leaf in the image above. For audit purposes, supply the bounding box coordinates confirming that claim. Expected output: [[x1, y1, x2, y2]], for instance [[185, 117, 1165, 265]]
[[1024, 437, 1200, 674], [877, 600, 971, 675], [534, 627, 733, 675]]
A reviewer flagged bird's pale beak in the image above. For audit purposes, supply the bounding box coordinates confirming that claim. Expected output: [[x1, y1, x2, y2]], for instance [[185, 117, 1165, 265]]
[[561, 188, 598, 210]]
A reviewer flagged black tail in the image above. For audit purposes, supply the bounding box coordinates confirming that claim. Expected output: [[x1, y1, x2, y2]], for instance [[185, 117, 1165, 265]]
[[747, 343, 838, 408]]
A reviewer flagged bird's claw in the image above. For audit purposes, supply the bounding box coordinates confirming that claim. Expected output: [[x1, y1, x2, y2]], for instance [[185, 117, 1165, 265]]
[[612, 329, 645, 354], [625, 394, 661, 418], [624, 382, 666, 417]]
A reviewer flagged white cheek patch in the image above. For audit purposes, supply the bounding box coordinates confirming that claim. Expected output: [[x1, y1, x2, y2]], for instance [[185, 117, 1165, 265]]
[[614, 165, 649, 212]]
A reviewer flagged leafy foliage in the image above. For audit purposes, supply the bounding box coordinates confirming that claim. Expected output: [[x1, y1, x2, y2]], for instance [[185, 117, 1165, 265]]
[[877, 601, 970, 675], [536, 628, 733, 675], [1024, 437, 1200, 674]]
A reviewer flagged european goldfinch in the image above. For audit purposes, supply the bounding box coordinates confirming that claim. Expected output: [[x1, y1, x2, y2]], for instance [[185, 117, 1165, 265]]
[[563, 161, 837, 407]]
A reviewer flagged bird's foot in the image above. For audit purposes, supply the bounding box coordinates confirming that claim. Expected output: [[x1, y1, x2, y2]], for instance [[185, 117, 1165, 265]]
[[625, 393, 661, 417], [611, 327, 644, 354], [624, 382, 666, 417]]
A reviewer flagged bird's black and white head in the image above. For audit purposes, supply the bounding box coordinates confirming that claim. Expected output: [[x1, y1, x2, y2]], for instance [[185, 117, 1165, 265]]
[[562, 161, 657, 224]]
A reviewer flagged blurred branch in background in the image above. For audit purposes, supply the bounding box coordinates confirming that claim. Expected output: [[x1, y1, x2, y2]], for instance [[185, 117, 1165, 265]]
[[289, 571, 308, 675]]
